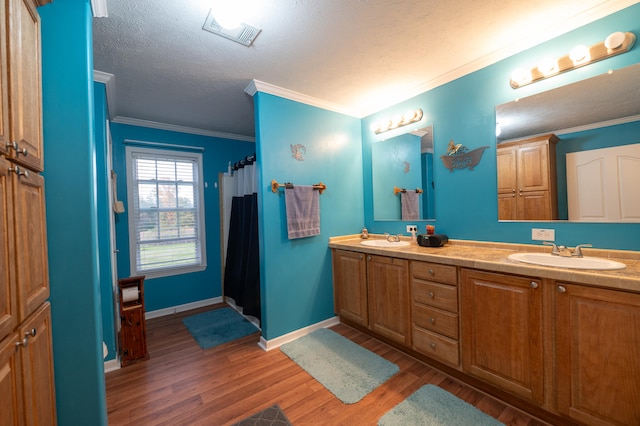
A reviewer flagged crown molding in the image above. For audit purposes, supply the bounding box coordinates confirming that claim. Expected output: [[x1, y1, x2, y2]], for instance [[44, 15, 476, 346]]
[[93, 70, 117, 120], [245, 80, 361, 118], [91, 0, 108, 18], [111, 116, 256, 142]]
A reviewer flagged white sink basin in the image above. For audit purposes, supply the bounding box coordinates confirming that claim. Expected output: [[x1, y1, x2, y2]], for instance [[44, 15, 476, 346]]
[[360, 239, 410, 248], [508, 253, 626, 270]]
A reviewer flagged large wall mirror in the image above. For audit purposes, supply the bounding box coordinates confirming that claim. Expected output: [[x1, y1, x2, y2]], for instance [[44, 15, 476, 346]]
[[496, 62, 640, 222], [372, 126, 435, 221]]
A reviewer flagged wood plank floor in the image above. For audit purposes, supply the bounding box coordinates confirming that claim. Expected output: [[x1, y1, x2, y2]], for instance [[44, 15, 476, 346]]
[[105, 304, 548, 425]]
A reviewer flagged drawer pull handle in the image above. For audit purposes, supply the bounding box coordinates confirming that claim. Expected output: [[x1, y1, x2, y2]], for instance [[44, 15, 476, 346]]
[[530, 281, 539, 289], [429, 318, 436, 324], [557, 285, 567, 293], [428, 269, 434, 275], [430, 342, 436, 349], [428, 292, 434, 298]]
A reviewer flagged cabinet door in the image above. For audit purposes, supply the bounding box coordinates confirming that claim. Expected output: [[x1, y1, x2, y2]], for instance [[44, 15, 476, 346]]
[[497, 192, 516, 220], [12, 165, 48, 321], [461, 269, 543, 404], [367, 255, 410, 345], [0, 0, 9, 157], [554, 283, 640, 426], [7, 0, 43, 172], [0, 331, 23, 426], [0, 157, 17, 340], [332, 249, 368, 326], [19, 302, 56, 426], [496, 146, 517, 194], [517, 190, 553, 221], [517, 142, 550, 192]]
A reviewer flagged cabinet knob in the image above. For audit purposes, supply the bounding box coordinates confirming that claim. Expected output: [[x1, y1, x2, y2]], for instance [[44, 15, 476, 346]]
[[25, 328, 36, 338], [430, 342, 436, 350], [8, 166, 29, 178], [557, 285, 567, 293], [428, 269, 434, 275], [367, 256, 371, 261], [428, 291, 434, 298], [429, 317, 436, 324], [6, 141, 28, 157], [359, 254, 363, 260], [530, 281, 539, 289]]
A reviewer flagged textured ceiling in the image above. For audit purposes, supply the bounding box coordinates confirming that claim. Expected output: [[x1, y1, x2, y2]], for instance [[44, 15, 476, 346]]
[[92, 0, 636, 139]]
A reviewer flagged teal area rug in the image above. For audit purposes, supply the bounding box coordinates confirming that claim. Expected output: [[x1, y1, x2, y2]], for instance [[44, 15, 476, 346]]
[[280, 328, 399, 404], [378, 384, 504, 426], [182, 307, 259, 349]]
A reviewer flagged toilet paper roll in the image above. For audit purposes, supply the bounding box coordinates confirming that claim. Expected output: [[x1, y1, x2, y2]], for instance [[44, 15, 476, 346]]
[[122, 287, 139, 303]]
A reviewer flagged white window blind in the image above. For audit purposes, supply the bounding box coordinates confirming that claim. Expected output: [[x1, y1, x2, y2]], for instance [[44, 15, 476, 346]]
[[126, 146, 206, 278]]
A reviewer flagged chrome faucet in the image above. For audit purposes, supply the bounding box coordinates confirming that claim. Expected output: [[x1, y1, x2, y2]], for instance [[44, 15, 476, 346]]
[[384, 233, 401, 242], [543, 241, 592, 258]]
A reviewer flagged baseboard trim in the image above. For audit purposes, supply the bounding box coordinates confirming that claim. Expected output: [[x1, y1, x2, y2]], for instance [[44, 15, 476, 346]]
[[145, 297, 222, 320], [104, 358, 120, 373], [258, 316, 340, 351]]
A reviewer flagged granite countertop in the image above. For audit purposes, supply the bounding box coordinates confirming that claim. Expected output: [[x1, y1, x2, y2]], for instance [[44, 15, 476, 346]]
[[329, 235, 640, 293]]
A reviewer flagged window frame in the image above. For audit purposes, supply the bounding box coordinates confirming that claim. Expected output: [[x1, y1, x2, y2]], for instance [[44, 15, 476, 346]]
[[125, 145, 207, 279]]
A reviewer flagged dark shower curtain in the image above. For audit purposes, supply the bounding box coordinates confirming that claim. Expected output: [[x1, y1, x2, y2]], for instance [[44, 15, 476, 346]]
[[223, 155, 261, 321]]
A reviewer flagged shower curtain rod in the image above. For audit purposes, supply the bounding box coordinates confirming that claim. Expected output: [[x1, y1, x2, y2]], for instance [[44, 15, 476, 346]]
[[271, 179, 326, 194]]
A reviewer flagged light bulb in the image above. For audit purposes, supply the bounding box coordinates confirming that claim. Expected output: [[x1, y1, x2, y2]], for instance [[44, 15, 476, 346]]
[[537, 57, 558, 76], [569, 45, 590, 64]]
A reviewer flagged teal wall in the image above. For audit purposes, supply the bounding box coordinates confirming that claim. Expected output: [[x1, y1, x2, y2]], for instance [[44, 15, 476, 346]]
[[109, 123, 255, 311], [40, 0, 108, 424], [94, 82, 117, 361], [254, 93, 363, 339], [363, 4, 640, 250]]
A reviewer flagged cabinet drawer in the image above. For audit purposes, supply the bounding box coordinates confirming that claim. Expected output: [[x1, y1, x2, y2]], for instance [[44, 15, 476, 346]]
[[412, 280, 458, 312], [413, 303, 459, 339], [411, 261, 457, 285], [413, 327, 459, 367]]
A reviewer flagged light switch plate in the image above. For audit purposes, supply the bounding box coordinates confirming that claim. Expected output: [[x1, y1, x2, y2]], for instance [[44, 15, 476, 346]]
[[532, 228, 555, 241]]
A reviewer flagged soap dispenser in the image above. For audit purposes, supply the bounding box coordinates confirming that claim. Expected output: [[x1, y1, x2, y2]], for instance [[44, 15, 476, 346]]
[[361, 227, 369, 239]]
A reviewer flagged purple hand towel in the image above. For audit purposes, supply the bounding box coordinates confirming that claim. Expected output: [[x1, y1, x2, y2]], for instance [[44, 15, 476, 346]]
[[285, 185, 320, 239]]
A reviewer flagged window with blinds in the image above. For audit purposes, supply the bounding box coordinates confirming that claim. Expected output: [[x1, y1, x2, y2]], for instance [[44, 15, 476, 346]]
[[125, 146, 206, 278]]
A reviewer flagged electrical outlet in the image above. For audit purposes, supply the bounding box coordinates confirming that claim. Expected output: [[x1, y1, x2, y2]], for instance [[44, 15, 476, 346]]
[[406, 225, 417, 233], [532, 228, 555, 241]]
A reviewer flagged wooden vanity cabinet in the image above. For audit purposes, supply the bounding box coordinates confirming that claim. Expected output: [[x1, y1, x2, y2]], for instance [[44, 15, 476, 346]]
[[332, 249, 368, 327], [460, 268, 544, 405], [331, 249, 410, 345], [497, 134, 558, 220], [552, 282, 640, 426], [410, 261, 460, 367], [367, 255, 410, 346]]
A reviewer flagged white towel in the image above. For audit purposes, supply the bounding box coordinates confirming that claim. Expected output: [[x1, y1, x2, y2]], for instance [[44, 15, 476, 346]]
[[285, 185, 320, 239], [401, 191, 420, 220]]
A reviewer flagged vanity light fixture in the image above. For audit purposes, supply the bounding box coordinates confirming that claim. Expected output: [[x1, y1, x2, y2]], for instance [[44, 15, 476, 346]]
[[371, 109, 424, 135], [510, 31, 636, 89]]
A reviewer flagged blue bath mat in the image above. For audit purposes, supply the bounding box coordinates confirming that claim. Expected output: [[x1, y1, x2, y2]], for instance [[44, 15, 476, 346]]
[[280, 328, 399, 404], [182, 307, 259, 349], [378, 384, 504, 425]]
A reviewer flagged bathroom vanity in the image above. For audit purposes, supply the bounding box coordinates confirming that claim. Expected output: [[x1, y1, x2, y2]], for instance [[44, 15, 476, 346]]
[[329, 236, 640, 426]]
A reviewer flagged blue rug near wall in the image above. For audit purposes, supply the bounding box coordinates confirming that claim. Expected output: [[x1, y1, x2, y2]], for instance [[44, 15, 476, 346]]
[[378, 384, 505, 426], [182, 307, 259, 349], [280, 328, 399, 404]]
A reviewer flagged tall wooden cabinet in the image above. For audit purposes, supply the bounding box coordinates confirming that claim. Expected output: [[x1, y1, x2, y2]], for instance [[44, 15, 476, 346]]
[[0, 0, 55, 423], [497, 134, 559, 220]]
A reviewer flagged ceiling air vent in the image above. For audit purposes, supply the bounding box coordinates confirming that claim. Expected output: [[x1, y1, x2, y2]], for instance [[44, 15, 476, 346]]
[[202, 9, 261, 47]]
